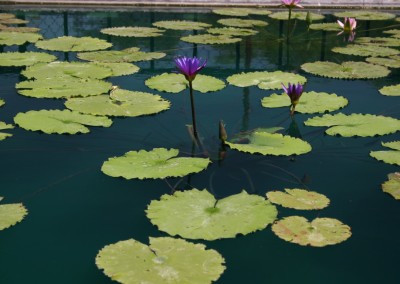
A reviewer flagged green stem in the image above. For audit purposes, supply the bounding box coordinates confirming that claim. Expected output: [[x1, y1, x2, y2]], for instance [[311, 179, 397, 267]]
[[188, 81, 198, 138]]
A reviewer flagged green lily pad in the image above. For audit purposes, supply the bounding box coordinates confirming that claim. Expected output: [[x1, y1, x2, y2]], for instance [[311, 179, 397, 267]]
[[261, 91, 348, 114], [366, 57, 400, 68], [0, 31, 42, 46], [227, 71, 307, 90], [301, 61, 390, 79], [96, 237, 225, 284], [0, 197, 28, 231], [145, 73, 226, 93], [0, 52, 56, 67], [382, 172, 400, 200], [35, 36, 112, 52], [334, 10, 396, 20], [217, 18, 268, 28], [77, 47, 165, 63], [101, 148, 210, 180], [384, 29, 400, 36], [370, 141, 400, 166], [268, 11, 325, 21], [266, 188, 330, 210], [309, 22, 341, 31], [153, 20, 211, 30], [0, 99, 4, 107], [0, 25, 40, 33], [382, 141, 400, 151], [16, 77, 112, 99], [272, 216, 351, 247], [226, 130, 312, 156], [180, 34, 241, 45], [212, 8, 271, 17], [0, 13, 17, 20], [332, 44, 400, 57], [379, 84, 400, 96], [207, 27, 258, 37], [0, 121, 13, 141], [14, 109, 112, 135], [65, 89, 170, 117], [304, 113, 400, 137], [146, 189, 278, 240], [355, 37, 400, 47], [100, 26, 164, 37], [91, 62, 140, 76]]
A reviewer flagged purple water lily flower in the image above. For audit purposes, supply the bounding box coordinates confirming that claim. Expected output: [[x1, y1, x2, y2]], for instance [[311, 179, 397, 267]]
[[282, 82, 304, 115], [281, 0, 303, 9], [337, 17, 357, 33], [174, 56, 207, 82]]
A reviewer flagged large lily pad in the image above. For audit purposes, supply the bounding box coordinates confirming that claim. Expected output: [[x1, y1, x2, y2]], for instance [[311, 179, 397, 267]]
[[212, 8, 271, 17], [379, 84, 400, 96], [301, 61, 390, 79], [382, 173, 400, 200], [366, 57, 400, 69], [309, 22, 341, 31], [101, 148, 210, 180], [146, 189, 278, 240], [332, 44, 400, 57], [261, 91, 348, 114], [268, 11, 325, 21], [0, 121, 13, 141], [370, 141, 400, 166], [0, 52, 56, 67], [207, 27, 258, 37], [226, 130, 312, 156], [14, 109, 112, 134], [96, 237, 225, 284], [0, 31, 42, 46], [92, 62, 140, 76], [334, 10, 396, 20], [180, 34, 241, 45], [145, 73, 225, 93], [65, 89, 170, 117], [227, 71, 307, 90], [101, 26, 164, 37], [35, 36, 112, 52], [304, 113, 400, 137], [77, 47, 165, 63], [153, 20, 211, 30], [272, 216, 351, 247], [355, 37, 400, 47], [0, 197, 28, 231], [217, 18, 268, 28], [0, 25, 40, 33], [266, 188, 330, 210]]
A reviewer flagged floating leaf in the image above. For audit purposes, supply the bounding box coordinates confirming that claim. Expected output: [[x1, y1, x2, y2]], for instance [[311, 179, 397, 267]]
[[0, 17, 27, 24], [0, 99, 3, 107], [332, 44, 400, 57], [146, 189, 278, 240], [272, 216, 351, 247], [153, 20, 211, 30], [207, 27, 258, 37], [65, 89, 170, 117], [261, 91, 348, 114], [366, 57, 400, 68], [77, 47, 165, 63], [269, 11, 324, 21], [227, 71, 306, 90], [0, 198, 28, 231], [334, 10, 396, 20], [0, 52, 56, 67], [36, 36, 112, 52], [309, 22, 341, 31], [304, 113, 400, 137], [0, 13, 17, 20], [101, 148, 210, 180], [101, 26, 164, 37], [0, 121, 13, 141], [226, 130, 312, 156], [355, 37, 400, 47], [0, 31, 42, 45], [382, 141, 400, 151], [180, 34, 241, 44], [212, 8, 271, 17], [96, 237, 225, 284], [91, 62, 140, 76], [370, 141, 400, 166], [301, 61, 390, 79], [382, 173, 400, 200], [379, 84, 400, 96], [145, 73, 225, 93], [266, 188, 330, 210], [14, 109, 112, 134], [0, 25, 40, 33], [217, 18, 268, 28]]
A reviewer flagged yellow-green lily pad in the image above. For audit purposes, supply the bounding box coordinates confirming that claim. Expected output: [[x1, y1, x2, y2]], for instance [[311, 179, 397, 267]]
[[379, 84, 400, 96], [207, 27, 258, 37], [370, 141, 400, 166], [180, 34, 241, 45], [217, 18, 268, 28], [0, 197, 28, 231], [91, 62, 140, 76], [268, 11, 325, 21], [266, 188, 330, 210], [0, 25, 40, 33], [332, 44, 400, 57], [0, 121, 13, 141], [0, 31, 42, 45], [366, 57, 400, 68], [153, 20, 211, 30], [382, 173, 400, 200], [309, 22, 341, 31], [355, 37, 400, 47], [100, 26, 164, 37], [0, 52, 56, 67], [77, 47, 165, 63], [35, 36, 112, 52], [212, 8, 271, 17], [334, 10, 396, 20]]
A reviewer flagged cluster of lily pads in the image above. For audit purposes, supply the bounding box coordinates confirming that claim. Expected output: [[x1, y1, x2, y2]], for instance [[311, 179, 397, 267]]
[[1, 7, 400, 284]]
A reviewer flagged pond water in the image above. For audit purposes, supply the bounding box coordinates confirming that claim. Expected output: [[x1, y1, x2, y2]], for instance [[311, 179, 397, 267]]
[[0, 6, 400, 284]]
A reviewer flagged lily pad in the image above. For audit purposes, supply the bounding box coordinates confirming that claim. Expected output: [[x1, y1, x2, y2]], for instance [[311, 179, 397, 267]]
[[92, 62, 140, 76], [0, 31, 42, 46], [370, 141, 400, 166], [381, 141, 400, 151], [382, 172, 400, 199], [0, 13, 17, 20], [261, 91, 348, 114], [35, 36, 112, 52], [96, 237, 225, 284], [268, 11, 325, 21], [65, 89, 170, 117], [146, 189, 278, 240], [379, 84, 400, 96], [0, 52, 56, 67], [366, 57, 400, 68], [153, 20, 211, 30], [212, 8, 271, 17], [309, 22, 341, 31], [272, 216, 351, 247], [355, 37, 400, 47], [225, 130, 312, 156], [301, 61, 390, 79], [207, 27, 258, 37], [227, 71, 307, 90], [334, 10, 396, 21], [100, 26, 164, 37], [101, 148, 210, 180], [0, 121, 13, 141], [266, 188, 330, 210], [0, 99, 3, 107], [304, 113, 400, 137], [14, 109, 112, 134], [0, 17, 27, 24], [0, 197, 28, 231], [0, 25, 40, 33], [145, 73, 226, 93], [180, 34, 241, 45], [77, 47, 165, 63], [332, 44, 400, 57], [384, 29, 400, 37], [217, 18, 268, 28]]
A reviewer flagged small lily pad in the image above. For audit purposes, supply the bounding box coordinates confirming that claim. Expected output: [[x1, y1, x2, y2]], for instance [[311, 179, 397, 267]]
[[217, 18, 268, 28], [379, 84, 400, 96], [180, 34, 241, 45], [77, 47, 165, 63], [212, 8, 271, 17], [153, 20, 211, 30], [266, 188, 330, 210], [0, 25, 40, 33], [334, 10, 396, 21], [96, 237, 225, 284], [272, 216, 351, 247], [382, 172, 400, 200], [0, 31, 42, 46], [0, 99, 4, 107], [226, 130, 312, 156], [301, 61, 390, 79], [207, 27, 258, 37], [304, 113, 400, 137], [100, 26, 164, 37], [370, 141, 400, 166], [332, 44, 400, 57], [366, 57, 400, 68], [14, 109, 112, 134], [145, 73, 225, 93], [0, 197, 28, 231], [91, 62, 140, 76], [0, 52, 56, 67], [0, 121, 13, 141], [268, 11, 325, 21], [309, 22, 341, 31], [227, 71, 307, 90], [101, 148, 210, 180], [355, 37, 400, 47], [35, 36, 112, 52], [261, 91, 348, 113], [146, 189, 278, 240]]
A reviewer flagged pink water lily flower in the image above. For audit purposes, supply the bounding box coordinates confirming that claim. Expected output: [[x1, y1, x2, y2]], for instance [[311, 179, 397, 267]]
[[337, 17, 357, 32], [174, 56, 207, 82], [282, 82, 304, 115], [281, 0, 303, 9]]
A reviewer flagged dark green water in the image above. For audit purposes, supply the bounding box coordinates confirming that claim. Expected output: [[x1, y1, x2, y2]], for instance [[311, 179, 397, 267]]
[[0, 7, 400, 284]]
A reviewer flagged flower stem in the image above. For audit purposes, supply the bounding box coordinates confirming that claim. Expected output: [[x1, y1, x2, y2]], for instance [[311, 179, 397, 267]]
[[188, 81, 198, 138]]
